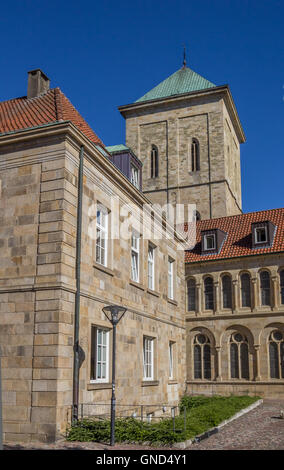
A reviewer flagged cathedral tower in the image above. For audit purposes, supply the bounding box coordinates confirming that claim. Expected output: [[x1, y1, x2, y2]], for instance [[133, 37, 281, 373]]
[[119, 62, 245, 221]]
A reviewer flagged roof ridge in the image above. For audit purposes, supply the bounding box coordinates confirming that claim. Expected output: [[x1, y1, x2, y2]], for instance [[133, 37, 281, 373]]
[[192, 207, 284, 225], [54, 87, 64, 121]]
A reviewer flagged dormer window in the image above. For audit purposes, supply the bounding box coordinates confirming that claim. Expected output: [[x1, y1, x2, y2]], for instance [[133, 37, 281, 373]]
[[201, 228, 227, 255], [255, 226, 268, 244], [251, 221, 276, 249], [204, 234, 216, 251]]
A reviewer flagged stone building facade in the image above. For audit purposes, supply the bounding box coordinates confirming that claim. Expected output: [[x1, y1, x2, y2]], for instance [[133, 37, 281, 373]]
[[0, 71, 186, 443], [119, 66, 245, 221], [184, 210, 284, 398], [0, 62, 283, 445]]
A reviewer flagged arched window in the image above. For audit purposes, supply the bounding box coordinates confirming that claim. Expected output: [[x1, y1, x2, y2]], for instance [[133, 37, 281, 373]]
[[204, 277, 214, 310], [191, 139, 200, 172], [193, 334, 211, 379], [269, 330, 284, 379], [187, 279, 196, 311], [260, 271, 271, 306], [222, 275, 232, 309], [230, 333, 249, 379], [150, 145, 159, 178], [241, 273, 251, 308], [280, 270, 284, 305]]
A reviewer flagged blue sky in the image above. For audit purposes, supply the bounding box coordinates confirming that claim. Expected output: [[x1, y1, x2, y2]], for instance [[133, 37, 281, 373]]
[[0, 0, 283, 213]]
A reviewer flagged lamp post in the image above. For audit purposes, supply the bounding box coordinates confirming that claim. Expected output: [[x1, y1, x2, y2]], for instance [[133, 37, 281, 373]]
[[102, 304, 127, 446]]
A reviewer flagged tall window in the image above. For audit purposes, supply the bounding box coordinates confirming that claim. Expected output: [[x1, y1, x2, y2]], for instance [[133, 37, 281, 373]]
[[131, 231, 140, 283], [222, 275, 232, 309], [151, 145, 159, 178], [260, 271, 271, 306], [143, 337, 154, 380], [269, 330, 284, 379], [148, 244, 155, 290], [168, 258, 174, 300], [187, 279, 196, 311], [191, 139, 200, 172], [169, 341, 175, 379], [241, 273, 251, 308], [230, 333, 249, 380], [280, 270, 284, 305], [90, 326, 109, 383], [193, 334, 211, 379], [96, 205, 108, 266], [130, 164, 139, 189], [204, 277, 214, 310]]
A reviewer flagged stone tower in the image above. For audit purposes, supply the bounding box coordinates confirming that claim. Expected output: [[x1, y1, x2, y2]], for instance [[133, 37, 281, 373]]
[[119, 63, 245, 221]]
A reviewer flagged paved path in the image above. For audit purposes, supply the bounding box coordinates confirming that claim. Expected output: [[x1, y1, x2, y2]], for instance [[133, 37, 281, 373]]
[[4, 400, 284, 450], [190, 399, 284, 450]]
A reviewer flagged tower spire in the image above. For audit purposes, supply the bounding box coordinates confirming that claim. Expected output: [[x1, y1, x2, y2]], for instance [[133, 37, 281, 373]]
[[182, 44, 187, 68]]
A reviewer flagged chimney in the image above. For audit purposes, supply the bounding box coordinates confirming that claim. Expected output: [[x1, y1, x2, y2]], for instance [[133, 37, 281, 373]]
[[27, 69, 50, 99]]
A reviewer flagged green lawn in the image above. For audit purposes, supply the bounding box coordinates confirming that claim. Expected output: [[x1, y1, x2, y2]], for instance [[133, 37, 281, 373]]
[[66, 395, 260, 445]]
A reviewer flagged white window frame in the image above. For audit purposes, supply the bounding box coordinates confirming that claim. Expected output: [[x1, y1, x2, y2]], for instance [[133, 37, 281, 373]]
[[204, 234, 216, 251], [96, 205, 108, 266], [255, 226, 268, 244], [130, 164, 139, 189], [90, 326, 109, 384], [148, 244, 155, 290], [143, 336, 154, 381], [169, 341, 174, 379], [131, 231, 140, 283], [168, 258, 174, 300]]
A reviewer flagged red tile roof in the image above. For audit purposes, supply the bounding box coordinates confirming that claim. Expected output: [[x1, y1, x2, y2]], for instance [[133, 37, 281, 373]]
[[185, 208, 284, 263], [0, 87, 103, 146]]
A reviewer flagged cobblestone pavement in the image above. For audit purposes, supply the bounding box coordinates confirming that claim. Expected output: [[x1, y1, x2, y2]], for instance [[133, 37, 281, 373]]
[[190, 399, 284, 450], [3, 400, 284, 451]]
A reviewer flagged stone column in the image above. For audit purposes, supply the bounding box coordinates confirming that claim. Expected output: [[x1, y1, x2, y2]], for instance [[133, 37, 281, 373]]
[[232, 279, 239, 314], [252, 277, 258, 312], [272, 275, 279, 310], [196, 283, 202, 315], [214, 281, 220, 314], [215, 346, 222, 381], [254, 345, 261, 381]]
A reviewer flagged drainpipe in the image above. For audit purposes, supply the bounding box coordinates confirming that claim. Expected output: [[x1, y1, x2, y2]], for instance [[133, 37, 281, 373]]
[[206, 114, 212, 219], [72, 145, 84, 423]]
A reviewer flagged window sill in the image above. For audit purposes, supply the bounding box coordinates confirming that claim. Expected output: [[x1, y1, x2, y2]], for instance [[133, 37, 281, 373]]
[[147, 288, 160, 298], [87, 382, 112, 390], [167, 297, 178, 306], [129, 280, 145, 291], [93, 262, 114, 277], [141, 380, 159, 387], [168, 380, 178, 385]]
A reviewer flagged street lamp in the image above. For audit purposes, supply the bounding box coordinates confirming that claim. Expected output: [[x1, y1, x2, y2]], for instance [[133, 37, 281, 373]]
[[102, 304, 127, 446]]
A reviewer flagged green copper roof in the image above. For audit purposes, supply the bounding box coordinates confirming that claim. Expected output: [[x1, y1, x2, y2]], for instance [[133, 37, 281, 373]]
[[106, 144, 130, 153], [136, 66, 216, 103]]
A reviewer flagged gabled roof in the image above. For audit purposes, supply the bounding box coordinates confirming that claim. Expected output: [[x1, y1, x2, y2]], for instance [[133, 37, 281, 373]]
[[0, 88, 103, 146], [136, 66, 216, 103], [185, 208, 284, 263]]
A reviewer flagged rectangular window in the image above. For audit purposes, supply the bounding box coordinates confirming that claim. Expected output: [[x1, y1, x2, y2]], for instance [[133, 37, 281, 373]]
[[169, 341, 174, 379], [168, 258, 174, 300], [130, 165, 139, 189], [204, 234, 216, 250], [255, 226, 268, 244], [148, 244, 155, 290], [131, 231, 140, 282], [90, 326, 109, 383], [143, 336, 154, 380], [96, 205, 108, 266]]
